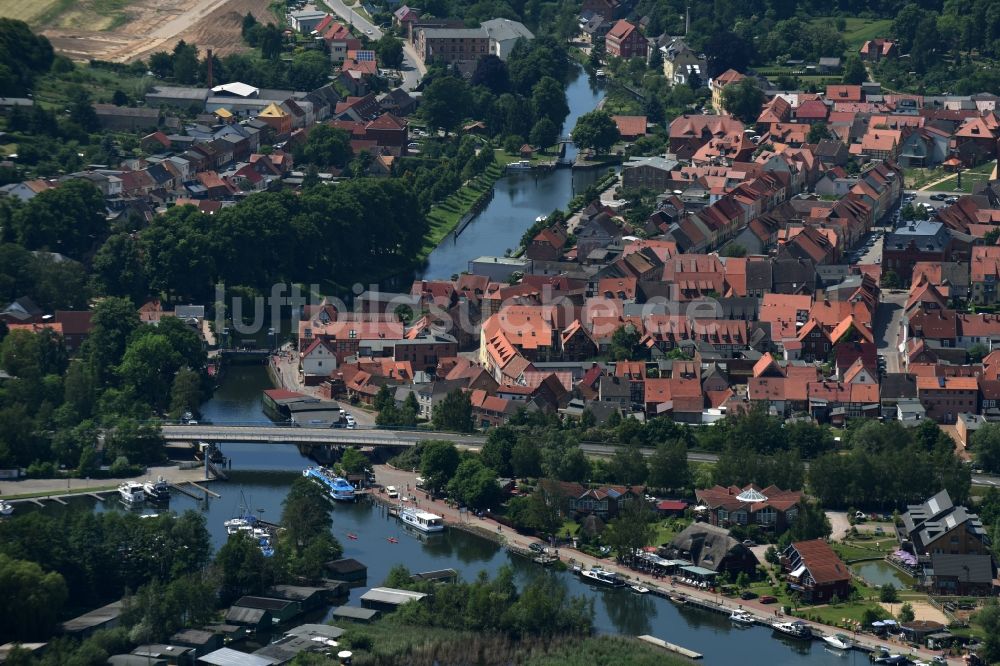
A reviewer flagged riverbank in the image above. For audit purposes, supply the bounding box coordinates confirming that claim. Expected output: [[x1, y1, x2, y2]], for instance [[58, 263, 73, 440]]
[[420, 161, 504, 260], [0, 464, 212, 501], [370, 464, 961, 665]]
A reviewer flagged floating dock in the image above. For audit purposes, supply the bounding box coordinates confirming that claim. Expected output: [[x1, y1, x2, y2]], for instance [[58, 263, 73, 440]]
[[638, 634, 702, 659]]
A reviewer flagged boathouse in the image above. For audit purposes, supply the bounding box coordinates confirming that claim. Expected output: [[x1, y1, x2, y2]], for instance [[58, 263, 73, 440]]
[[411, 568, 459, 584], [170, 629, 224, 656], [224, 606, 272, 633], [325, 557, 368, 582], [331, 606, 380, 623], [197, 647, 275, 666], [60, 599, 124, 638], [234, 596, 302, 624], [360, 587, 428, 612], [266, 585, 331, 611]]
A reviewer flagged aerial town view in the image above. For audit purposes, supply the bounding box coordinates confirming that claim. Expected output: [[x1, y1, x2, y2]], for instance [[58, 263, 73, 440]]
[[3, 0, 1000, 663]]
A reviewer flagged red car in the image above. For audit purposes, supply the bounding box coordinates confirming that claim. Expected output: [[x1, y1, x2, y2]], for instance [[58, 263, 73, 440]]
[[759, 595, 778, 604]]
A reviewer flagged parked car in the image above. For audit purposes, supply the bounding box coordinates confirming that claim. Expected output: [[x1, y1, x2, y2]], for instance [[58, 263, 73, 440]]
[[929, 193, 948, 201], [740, 591, 758, 600], [529, 543, 545, 553], [759, 595, 778, 604], [386, 485, 399, 498]]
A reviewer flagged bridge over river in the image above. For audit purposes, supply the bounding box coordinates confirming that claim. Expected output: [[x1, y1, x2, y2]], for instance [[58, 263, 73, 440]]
[[160, 424, 723, 464]]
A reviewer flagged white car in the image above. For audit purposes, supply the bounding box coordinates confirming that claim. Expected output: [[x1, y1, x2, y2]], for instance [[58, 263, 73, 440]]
[[386, 485, 399, 498]]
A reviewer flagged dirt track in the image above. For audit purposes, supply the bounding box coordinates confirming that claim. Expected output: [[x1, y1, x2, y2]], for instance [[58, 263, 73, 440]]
[[42, 0, 273, 63]]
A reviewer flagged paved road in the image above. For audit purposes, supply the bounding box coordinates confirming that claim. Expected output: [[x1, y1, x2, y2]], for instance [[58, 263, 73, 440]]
[[874, 290, 907, 375], [317, 0, 425, 91]]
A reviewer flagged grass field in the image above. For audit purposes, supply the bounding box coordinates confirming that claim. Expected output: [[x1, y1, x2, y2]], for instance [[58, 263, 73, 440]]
[[809, 17, 894, 54], [927, 161, 997, 193], [421, 162, 504, 258], [0, 0, 131, 30]]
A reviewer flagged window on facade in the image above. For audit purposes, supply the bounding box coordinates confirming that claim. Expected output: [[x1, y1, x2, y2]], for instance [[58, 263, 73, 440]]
[[732, 511, 747, 524], [757, 507, 776, 525], [718, 509, 729, 522]]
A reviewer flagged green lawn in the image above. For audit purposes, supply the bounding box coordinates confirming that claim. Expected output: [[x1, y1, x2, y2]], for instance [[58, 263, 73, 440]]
[[831, 538, 897, 563], [809, 17, 894, 53], [421, 162, 504, 257], [927, 161, 997, 193]]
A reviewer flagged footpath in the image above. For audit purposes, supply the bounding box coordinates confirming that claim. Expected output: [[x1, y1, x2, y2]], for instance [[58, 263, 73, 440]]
[[0, 464, 210, 500], [372, 464, 961, 665]]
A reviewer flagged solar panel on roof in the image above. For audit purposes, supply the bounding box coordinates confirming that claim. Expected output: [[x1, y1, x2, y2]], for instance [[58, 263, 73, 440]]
[[355, 50, 375, 61]]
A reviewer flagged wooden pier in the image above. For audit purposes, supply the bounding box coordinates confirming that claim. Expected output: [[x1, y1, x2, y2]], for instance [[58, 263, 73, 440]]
[[638, 634, 702, 659], [186, 481, 220, 498]]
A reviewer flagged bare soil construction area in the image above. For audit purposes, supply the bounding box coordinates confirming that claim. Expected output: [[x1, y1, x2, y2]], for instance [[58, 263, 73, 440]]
[[2, 0, 273, 63]]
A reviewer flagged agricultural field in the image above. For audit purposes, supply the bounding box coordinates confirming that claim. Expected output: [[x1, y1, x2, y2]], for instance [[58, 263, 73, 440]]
[[1, 0, 273, 63]]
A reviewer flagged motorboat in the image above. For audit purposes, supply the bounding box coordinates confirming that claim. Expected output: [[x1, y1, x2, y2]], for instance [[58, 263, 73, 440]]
[[0, 500, 13, 516], [258, 535, 275, 558], [224, 491, 259, 534], [143, 476, 170, 502], [823, 633, 853, 650], [303, 466, 356, 501], [771, 620, 812, 640], [669, 592, 687, 604], [595, 69, 606, 77], [398, 504, 445, 533], [579, 567, 625, 587], [507, 160, 532, 171], [118, 481, 145, 504], [630, 583, 650, 594], [730, 609, 755, 625]]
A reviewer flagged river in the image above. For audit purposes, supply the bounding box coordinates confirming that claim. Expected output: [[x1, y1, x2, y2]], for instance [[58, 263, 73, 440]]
[[419, 65, 610, 280], [21, 365, 874, 665]]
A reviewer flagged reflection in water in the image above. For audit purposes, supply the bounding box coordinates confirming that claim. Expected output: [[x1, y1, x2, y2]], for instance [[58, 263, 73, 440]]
[[601, 587, 657, 636]]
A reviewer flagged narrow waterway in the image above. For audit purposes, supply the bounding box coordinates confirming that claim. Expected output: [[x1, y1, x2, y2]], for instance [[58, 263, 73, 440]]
[[22, 366, 875, 664], [420, 65, 609, 280]]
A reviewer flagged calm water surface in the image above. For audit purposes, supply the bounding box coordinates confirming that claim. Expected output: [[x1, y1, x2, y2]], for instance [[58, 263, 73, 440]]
[[420, 66, 610, 280]]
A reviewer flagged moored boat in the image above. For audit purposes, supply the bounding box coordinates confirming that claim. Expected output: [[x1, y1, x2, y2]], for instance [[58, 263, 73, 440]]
[[0, 500, 13, 516], [730, 609, 755, 625], [507, 160, 532, 171], [822, 633, 853, 650], [303, 466, 356, 501], [630, 583, 650, 594], [579, 567, 625, 587], [771, 620, 812, 640], [143, 476, 170, 502], [118, 481, 145, 504], [398, 504, 445, 533]]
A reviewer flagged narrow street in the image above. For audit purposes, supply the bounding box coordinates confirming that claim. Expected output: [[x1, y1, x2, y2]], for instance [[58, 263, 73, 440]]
[[371, 464, 958, 664], [874, 291, 907, 375]]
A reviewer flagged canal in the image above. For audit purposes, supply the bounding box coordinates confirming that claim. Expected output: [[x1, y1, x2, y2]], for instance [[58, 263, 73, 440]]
[[420, 65, 610, 280], [25, 365, 874, 665]]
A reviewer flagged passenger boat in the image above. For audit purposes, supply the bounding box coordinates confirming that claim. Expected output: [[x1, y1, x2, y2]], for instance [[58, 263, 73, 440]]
[[822, 633, 853, 650], [118, 481, 145, 504], [0, 500, 13, 516], [258, 535, 275, 557], [579, 567, 625, 587], [730, 609, 755, 625], [630, 583, 650, 594], [398, 504, 445, 533], [143, 476, 170, 502], [303, 466, 356, 501], [771, 620, 812, 640], [506, 160, 532, 171]]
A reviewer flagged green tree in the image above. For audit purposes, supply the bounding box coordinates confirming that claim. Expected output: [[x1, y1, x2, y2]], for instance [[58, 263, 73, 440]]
[[609, 323, 644, 360], [842, 55, 867, 85], [972, 422, 1000, 474], [511, 437, 542, 478], [969, 342, 989, 363], [610, 443, 648, 485], [215, 532, 271, 605], [10, 179, 108, 258], [571, 110, 620, 153], [295, 125, 352, 168], [648, 439, 689, 490], [88, 296, 141, 383], [806, 122, 831, 143], [898, 602, 915, 622], [881, 270, 901, 289], [481, 427, 516, 476], [531, 76, 569, 127], [974, 600, 1000, 664], [340, 447, 368, 475], [421, 76, 471, 134], [374, 34, 404, 69], [118, 334, 183, 411], [529, 117, 559, 150], [720, 78, 765, 124], [432, 388, 473, 432], [420, 440, 460, 493], [603, 498, 655, 562], [880, 582, 899, 603], [281, 476, 336, 551], [91, 232, 148, 303], [169, 366, 203, 418], [0, 553, 68, 642], [172, 41, 199, 84], [288, 50, 331, 91], [447, 457, 503, 509]]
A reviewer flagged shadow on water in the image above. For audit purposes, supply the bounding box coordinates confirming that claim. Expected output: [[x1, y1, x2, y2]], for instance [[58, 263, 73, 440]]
[[600, 587, 657, 636]]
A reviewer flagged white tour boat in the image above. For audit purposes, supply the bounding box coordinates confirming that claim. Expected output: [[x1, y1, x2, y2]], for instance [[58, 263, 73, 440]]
[[398, 505, 445, 533], [730, 609, 755, 625]]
